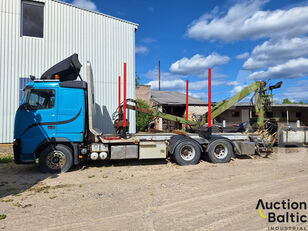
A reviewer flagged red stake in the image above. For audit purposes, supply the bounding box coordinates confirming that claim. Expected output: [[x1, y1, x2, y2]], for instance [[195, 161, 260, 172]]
[[186, 80, 189, 128], [118, 76, 121, 112], [208, 68, 212, 128], [123, 63, 127, 128]]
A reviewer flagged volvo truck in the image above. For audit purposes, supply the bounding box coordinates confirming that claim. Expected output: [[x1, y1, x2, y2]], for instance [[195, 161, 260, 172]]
[[13, 54, 266, 173]]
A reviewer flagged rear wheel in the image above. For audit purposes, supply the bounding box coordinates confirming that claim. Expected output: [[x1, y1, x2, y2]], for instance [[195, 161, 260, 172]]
[[207, 139, 233, 163], [173, 140, 201, 165], [39, 144, 73, 173]]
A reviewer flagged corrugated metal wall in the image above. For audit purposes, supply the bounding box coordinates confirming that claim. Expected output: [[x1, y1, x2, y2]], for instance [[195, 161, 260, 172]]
[[0, 0, 137, 143]]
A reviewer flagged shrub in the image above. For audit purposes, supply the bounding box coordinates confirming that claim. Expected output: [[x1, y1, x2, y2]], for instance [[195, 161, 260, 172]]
[[136, 99, 154, 132]]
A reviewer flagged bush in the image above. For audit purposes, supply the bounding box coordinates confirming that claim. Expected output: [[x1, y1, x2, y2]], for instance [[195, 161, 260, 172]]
[[136, 99, 154, 132], [0, 155, 13, 163]]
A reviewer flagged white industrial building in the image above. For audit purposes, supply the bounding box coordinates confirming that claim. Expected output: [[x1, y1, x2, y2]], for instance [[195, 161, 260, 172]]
[[0, 0, 138, 143]]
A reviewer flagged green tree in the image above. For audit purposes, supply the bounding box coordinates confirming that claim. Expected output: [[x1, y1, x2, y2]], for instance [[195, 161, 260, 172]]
[[282, 98, 306, 104], [282, 98, 292, 104], [135, 72, 141, 87], [136, 99, 154, 132]]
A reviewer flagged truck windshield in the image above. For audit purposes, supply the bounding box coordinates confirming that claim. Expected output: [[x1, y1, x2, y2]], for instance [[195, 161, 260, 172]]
[[25, 89, 55, 110]]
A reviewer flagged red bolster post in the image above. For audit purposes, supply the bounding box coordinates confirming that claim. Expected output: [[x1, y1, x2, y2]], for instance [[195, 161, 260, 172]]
[[118, 76, 121, 112], [186, 80, 189, 128], [123, 63, 127, 128], [208, 68, 212, 128]]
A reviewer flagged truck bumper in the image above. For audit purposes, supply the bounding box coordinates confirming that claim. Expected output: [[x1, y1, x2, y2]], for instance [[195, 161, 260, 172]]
[[13, 139, 35, 164]]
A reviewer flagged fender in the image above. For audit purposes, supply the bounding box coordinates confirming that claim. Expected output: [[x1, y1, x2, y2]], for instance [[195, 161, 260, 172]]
[[205, 135, 235, 153], [35, 138, 80, 165], [169, 135, 205, 154]]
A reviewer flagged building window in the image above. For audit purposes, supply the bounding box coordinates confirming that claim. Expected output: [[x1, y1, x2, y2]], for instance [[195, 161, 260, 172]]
[[296, 112, 302, 119], [232, 111, 240, 117], [19, 77, 31, 104], [282, 111, 287, 118], [21, 1, 44, 38]]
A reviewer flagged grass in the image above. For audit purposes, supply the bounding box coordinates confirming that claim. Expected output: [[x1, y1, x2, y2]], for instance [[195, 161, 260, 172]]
[[28, 184, 72, 194], [0, 182, 8, 187], [29, 185, 51, 193], [88, 175, 95, 178], [13, 202, 32, 208], [0, 215, 6, 220], [0, 155, 13, 163], [0, 199, 13, 203], [6, 188, 17, 192]]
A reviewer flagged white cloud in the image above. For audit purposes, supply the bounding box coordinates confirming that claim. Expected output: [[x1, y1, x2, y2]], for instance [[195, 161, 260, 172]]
[[144, 69, 180, 81], [141, 37, 156, 44], [248, 58, 308, 80], [189, 92, 208, 99], [243, 37, 308, 70], [72, 0, 97, 11], [146, 79, 237, 91], [230, 85, 246, 94], [135, 46, 149, 54], [169, 53, 230, 76], [146, 79, 186, 91], [279, 80, 308, 101], [236, 52, 249, 60], [187, 1, 308, 41]]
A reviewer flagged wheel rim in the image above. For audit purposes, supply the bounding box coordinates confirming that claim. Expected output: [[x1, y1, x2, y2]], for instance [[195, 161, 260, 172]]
[[213, 143, 228, 159], [46, 150, 66, 170], [180, 145, 196, 161]]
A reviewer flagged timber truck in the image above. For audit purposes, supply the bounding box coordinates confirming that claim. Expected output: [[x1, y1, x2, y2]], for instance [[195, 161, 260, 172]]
[[13, 54, 280, 173]]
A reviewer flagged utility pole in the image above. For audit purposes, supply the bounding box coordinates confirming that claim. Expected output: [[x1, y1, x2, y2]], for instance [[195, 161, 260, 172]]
[[158, 60, 161, 91]]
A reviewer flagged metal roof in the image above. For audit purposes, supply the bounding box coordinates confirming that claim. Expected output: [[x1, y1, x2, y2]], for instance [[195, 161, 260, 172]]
[[151, 91, 207, 106], [234, 102, 308, 108]]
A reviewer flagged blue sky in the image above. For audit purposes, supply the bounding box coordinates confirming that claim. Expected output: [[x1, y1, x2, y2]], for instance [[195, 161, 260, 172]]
[[69, 0, 308, 103]]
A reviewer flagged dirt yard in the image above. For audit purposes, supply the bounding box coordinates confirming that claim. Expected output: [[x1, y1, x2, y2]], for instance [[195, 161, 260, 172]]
[[0, 145, 307, 231]]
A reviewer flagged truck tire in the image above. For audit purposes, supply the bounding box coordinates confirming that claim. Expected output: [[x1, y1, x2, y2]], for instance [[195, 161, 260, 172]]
[[173, 140, 201, 165], [39, 144, 73, 173], [207, 139, 233, 163]]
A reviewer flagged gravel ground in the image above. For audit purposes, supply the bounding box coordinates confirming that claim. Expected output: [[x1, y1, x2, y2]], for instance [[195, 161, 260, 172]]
[[0, 145, 307, 231]]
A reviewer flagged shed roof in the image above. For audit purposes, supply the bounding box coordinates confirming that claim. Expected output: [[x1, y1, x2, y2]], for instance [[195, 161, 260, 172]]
[[234, 102, 308, 108], [151, 91, 207, 106]]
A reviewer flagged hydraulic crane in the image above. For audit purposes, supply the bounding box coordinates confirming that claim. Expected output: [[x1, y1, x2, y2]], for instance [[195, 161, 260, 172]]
[[115, 80, 282, 133]]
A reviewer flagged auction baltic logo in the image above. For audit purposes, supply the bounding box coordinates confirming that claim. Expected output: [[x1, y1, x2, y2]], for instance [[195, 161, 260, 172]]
[[256, 199, 307, 230]]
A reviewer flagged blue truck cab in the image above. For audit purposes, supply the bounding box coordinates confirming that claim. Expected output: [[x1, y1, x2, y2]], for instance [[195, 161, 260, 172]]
[[14, 54, 88, 172]]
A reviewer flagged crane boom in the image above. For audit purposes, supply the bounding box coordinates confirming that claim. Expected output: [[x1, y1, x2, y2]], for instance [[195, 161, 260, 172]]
[[115, 80, 274, 132], [193, 81, 266, 129]]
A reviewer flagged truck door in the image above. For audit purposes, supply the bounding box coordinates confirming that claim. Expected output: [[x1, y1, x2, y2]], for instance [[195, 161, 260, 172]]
[[56, 87, 85, 142], [19, 88, 58, 157]]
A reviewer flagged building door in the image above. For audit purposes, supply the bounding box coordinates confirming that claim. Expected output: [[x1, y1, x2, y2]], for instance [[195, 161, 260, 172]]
[[241, 109, 250, 123]]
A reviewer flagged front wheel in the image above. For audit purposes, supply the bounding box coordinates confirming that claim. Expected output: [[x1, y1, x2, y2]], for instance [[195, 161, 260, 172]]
[[207, 139, 233, 163], [39, 144, 73, 173], [173, 140, 201, 165]]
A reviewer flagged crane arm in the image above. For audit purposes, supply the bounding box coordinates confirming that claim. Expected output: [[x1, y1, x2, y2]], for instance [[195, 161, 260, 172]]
[[115, 81, 267, 131]]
